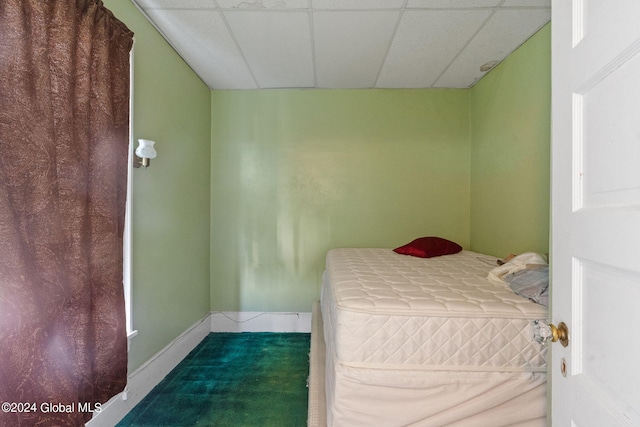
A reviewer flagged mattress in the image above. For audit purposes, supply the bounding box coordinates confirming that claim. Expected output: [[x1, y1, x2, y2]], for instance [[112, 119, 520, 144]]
[[321, 248, 548, 373], [321, 248, 549, 426]]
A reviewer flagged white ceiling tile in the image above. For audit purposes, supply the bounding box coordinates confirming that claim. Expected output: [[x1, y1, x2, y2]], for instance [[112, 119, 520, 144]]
[[224, 11, 314, 88], [313, 11, 399, 88], [377, 10, 492, 88], [312, 0, 404, 9], [434, 8, 550, 87], [145, 9, 257, 89], [136, 0, 217, 9], [134, 0, 551, 89], [217, 0, 309, 9], [407, 0, 501, 8]]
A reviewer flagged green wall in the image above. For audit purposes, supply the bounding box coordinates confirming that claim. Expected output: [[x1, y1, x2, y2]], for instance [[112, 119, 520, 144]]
[[105, 0, 212, 372], [210, 25, 551, 312], [469, 24, 551, 257], [211, 90, 471, 312]]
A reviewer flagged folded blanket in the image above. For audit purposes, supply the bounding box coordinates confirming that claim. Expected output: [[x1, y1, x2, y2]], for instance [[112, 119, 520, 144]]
[[488, 252, 549, 307], [504, 265, 549, 307], [487, 252, 548, 283]]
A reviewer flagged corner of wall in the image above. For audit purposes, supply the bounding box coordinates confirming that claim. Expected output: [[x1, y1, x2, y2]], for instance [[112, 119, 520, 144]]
[[468, 23, 551, 257]]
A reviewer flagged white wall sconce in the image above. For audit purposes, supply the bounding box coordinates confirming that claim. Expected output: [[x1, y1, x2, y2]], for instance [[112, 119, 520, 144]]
[[134, 139, 157, 168]]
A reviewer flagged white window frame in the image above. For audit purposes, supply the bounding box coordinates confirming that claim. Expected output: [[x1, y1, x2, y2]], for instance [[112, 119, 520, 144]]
[[124, 43, 137, 341]]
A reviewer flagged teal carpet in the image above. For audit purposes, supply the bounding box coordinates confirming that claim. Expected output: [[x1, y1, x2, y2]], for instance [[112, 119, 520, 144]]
[[117, 333, 310, 427]]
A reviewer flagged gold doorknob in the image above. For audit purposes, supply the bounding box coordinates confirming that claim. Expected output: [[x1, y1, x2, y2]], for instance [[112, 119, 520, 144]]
[[550, 322, 569, 347]]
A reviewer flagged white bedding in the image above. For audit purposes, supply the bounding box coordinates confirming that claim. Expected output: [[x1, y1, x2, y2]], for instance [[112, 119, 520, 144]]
[[321, 248, 548, 426]]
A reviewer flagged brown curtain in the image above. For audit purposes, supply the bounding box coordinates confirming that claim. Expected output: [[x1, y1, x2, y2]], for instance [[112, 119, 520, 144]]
[[0, 0, 133, 425]]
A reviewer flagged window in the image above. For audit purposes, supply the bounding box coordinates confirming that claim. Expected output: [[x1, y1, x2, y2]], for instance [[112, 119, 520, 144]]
[[124, 44, 137, 340]]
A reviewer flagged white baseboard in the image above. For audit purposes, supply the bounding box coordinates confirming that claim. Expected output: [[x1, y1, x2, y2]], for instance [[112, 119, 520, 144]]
[[210, 311, 312, 333], [87, 314, 211, 427], [86, 311, 311, 426]]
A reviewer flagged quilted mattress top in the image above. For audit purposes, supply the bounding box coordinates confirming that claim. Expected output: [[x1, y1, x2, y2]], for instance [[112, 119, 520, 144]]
[[322, 248, 548, 371], [326, 248, 547, 319]]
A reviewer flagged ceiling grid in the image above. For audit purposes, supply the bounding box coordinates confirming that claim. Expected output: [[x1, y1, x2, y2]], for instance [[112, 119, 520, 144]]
[[132, 0, 550, 90]]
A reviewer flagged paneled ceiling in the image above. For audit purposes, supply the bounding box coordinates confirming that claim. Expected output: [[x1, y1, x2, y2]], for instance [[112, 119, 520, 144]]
[[131, 0, 550, 90]]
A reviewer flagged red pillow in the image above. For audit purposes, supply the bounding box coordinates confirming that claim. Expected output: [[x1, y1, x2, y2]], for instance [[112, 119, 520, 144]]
[[393, 237, 462, 258]]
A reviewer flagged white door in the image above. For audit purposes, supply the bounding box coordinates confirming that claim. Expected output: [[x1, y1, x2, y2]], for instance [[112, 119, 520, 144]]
[[551, 1, 640, 425]]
